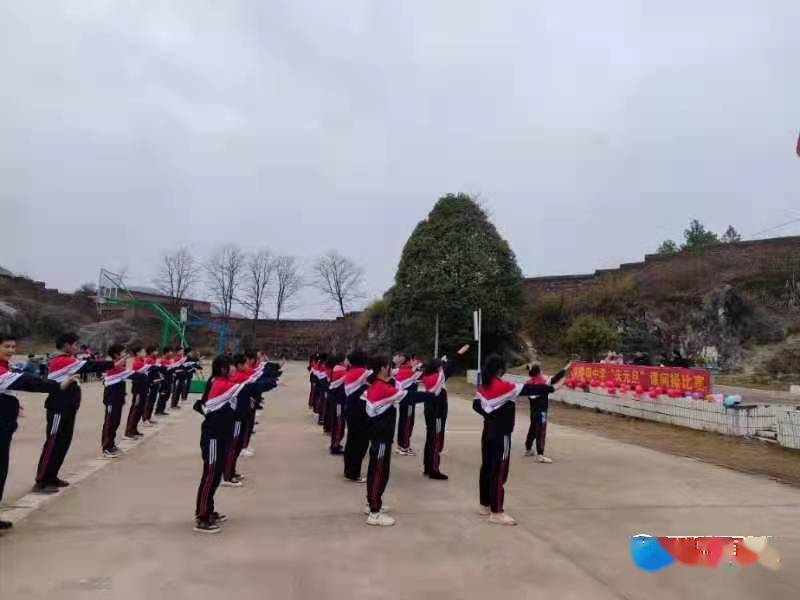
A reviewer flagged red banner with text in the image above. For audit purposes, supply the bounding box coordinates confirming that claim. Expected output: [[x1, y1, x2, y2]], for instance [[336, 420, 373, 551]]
[[569, 362, 712, 395]]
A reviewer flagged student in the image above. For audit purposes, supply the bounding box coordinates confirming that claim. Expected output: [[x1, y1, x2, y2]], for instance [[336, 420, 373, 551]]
[[363, 355, 406, 526], [307, 353, 319, 411], [154, 347, 174, 416], [142, 346, 161, 426], [1, 333, 73, 530], [192, 355, 238, 534], [523, 362, 570, 463], [393, 353, 422, 456], [328, 356, 348, 455], [170, 348, 187, 409], [315, 354, 329, 429], [77, 345, 91, 383], [101, 345, 132, 457], [222, 352, 278, 487], [125, 344, 150, 436], [180, 348, 200, 402], [34, 333, 114, 494], [473, 354, 556, 526], [342, 350, 371, 483], [420, 356, 458, 480]]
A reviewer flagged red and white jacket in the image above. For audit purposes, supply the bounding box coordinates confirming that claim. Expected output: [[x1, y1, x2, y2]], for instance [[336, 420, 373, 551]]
[[204, 376, 243, 414], [328, 365, 347, 390], [475, 378, 523, 414], [48, 355, 87, 383], [343, 367, 371, 397], [0, 360, 22, 394], [132, 357, 151, 375], [394, 365, 421, 391], [421, 368, 446, 397], [362, 379, 406, 418], [103, 364, 132, 387]]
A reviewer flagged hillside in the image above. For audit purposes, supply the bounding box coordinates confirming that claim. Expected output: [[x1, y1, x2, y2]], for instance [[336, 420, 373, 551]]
[[523, 236, 800, 381]]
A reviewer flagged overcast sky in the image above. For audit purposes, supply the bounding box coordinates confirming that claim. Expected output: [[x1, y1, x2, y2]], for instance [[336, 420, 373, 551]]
[[2, 1, 799, 318]]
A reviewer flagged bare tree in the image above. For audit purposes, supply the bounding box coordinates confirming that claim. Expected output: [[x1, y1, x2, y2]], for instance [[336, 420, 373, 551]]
[[313, 251, 365, 317], [273, 255, 302, 321], [205, 245, 245, 321], [240, 249, 275, 326], [154, 248, 200, 304]]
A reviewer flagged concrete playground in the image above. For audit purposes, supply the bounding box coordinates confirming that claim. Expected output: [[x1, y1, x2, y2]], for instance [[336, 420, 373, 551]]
[[1, 363, 798, 599]]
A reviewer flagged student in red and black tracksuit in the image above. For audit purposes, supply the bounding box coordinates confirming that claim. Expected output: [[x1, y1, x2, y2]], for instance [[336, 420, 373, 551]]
[[342, 350, 371, 483], [363, 355, 406, 526], [473, 354, 555, 526], [180, 348, 200, 402], [393, 354, 422, 456], [155, 348, 175, 416], [241, 355, 282, 456], [420, 358, 456, 480], [222, 353, 279, 487], [34, 333, 114, 494], [328, 358, 348, 455], [101, 344, 132, 457], [193, 355, 238, 534], [315, 354, 329, 428], [523, 362, 570, 463], [1, 333, 70, 530], [125, 344, 150, 436], [142, 346, 161, 425], [307, 354, 319, 411], [170, 350, 187, 409]]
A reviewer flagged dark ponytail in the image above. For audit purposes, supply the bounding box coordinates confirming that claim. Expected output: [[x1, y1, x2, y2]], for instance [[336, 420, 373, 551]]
[[481, 354, 506, 387], [203, 355, 232, 400]]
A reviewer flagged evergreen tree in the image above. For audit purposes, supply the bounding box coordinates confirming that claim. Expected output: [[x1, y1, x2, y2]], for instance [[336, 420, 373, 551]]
[[386, 194, 524, 357]]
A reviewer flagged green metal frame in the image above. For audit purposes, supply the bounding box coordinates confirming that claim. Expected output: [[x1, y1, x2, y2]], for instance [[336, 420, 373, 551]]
[[103, 296, 188, 348]]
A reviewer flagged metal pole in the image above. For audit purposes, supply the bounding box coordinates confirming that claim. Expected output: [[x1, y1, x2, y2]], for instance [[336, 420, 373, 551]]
[[475, 308, 482, 386], [434, 313, 440, 358]]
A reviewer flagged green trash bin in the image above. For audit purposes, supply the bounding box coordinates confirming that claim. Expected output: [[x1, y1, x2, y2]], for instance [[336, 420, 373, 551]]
[[189, 376, 207, 395]]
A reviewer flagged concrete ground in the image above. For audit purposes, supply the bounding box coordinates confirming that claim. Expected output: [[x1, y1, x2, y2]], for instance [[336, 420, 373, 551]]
[[1, 363, 799, 600]]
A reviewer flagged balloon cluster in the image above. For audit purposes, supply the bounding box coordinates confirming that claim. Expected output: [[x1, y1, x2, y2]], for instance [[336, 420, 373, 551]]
[[565, 377, 729, 403], [631, 535, 780, 572]]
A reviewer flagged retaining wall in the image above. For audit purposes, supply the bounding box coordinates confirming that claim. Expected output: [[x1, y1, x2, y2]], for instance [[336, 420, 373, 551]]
[[466, 370, 800, 449]]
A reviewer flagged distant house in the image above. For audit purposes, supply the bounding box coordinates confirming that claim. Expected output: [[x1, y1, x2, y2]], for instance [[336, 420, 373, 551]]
[[0, 265, 13, 278]]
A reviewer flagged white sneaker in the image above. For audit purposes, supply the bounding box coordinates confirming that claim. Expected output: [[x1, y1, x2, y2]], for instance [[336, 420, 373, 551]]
[[393, 447, 409, 456], [406, 447, 418, 456], [536, 455, 553, 464], [101, 450, 117, 460], [488, 512, 518, 526], [346, 476, 367, 484], [241, 448, 255, 458], [478, 505, 491, 516], [523, 449, 536, 457], [366, 512, 396, 526], [363, 504, 392, 515], [221, 479, 243, 488], [142, 421, 156, 428]]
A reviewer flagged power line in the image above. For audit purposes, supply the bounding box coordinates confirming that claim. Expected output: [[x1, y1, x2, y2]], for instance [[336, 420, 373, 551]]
[[750, 217, 800, 239]]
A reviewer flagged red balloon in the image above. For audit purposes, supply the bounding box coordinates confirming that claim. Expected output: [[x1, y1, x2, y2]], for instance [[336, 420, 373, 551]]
[[590, 378, 600, 388], [606, 379, 616, 389], [619, 384, 630, 393], [649, 389, 660, 399], [635, 385, 645, 395], [567, 380, 576, 389]]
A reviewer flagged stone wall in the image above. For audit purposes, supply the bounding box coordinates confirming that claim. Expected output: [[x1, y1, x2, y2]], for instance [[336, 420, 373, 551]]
[[523, 235, 800, 304]]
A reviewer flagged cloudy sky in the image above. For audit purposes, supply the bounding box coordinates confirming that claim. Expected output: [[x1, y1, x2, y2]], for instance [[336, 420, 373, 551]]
[[2, 1, 799, 318]]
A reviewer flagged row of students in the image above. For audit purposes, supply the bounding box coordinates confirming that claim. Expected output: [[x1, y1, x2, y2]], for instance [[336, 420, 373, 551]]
[[308, 347, 569, 527], [308, 348, 464, 526], [192, 351, 281, 534]]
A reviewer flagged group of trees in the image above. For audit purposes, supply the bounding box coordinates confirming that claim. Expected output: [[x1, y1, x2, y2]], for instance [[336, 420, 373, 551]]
[[154, 246, 364, 324], [657, 220, 742, 256]]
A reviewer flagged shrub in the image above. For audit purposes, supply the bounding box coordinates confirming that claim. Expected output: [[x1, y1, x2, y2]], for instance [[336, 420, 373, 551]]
[[564, 315, 621, 361]]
